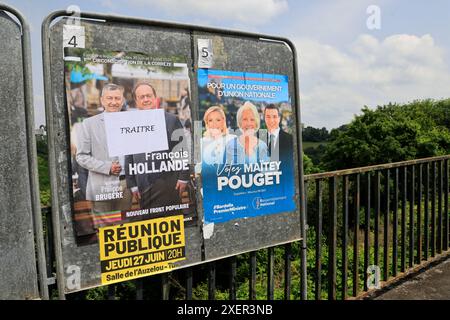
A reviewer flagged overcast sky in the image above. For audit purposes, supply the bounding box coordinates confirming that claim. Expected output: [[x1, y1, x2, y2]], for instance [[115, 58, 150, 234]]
[[3, 0, 450, 129]]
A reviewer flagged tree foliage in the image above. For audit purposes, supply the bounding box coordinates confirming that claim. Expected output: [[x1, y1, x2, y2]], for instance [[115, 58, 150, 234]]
[[303, 153, 321, 174], [302, 126, 330, 142], [36, 136, 51, 207], [303, 144, 326, 167], [322, 99, 450, 170]]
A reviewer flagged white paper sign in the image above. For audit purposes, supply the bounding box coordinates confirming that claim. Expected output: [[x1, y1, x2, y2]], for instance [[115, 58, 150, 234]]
[[198, 39, 213, 68], [104, 109, 168, 157], [63, 25, 85, 49]]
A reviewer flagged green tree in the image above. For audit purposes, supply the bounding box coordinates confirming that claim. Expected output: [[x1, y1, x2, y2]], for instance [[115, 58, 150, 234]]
[[36, 136, 51, 206], [303, 144, 326, 166], [304, 153, 321, 174], [322, 99, 450, 171], [303, 126, 330, 142]]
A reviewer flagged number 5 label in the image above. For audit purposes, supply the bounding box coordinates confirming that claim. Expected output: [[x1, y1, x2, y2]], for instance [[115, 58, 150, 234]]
[[63, 25, 85, 49], [198, 39, 213, 68]]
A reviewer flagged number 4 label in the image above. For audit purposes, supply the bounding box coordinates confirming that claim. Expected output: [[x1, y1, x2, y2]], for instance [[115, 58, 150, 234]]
[[63, 25, 85, 49]]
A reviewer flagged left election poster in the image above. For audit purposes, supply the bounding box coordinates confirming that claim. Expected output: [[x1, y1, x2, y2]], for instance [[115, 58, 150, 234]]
[[64, 46, 197, 278]]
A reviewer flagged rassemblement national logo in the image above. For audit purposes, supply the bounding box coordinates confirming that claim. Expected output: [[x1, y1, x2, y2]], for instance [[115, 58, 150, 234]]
[[252, 197, 262, 210]]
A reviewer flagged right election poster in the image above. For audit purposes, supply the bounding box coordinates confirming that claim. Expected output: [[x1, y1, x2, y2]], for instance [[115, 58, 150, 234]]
[[197, 69, 297, 224]]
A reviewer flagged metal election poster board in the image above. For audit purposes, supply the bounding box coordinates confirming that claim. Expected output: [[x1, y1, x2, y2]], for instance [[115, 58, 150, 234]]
[[42, 10, 305, 296], [0, 4, 47, 300]]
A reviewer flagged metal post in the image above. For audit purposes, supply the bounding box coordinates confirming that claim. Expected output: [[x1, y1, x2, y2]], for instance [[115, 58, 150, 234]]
[[316, 179, 324, 300], [284, 243, 292, 300], [384, 169, 390, 281], [229, 257, 237, 300], [1, 3, 49, 300], [42, 11, 66, 300], [267, 247, 274, 300], [364, 172, 371, 291], [353, 174, 360, 296], [393, 168, 399, 276], [328, 176, 337, 300]]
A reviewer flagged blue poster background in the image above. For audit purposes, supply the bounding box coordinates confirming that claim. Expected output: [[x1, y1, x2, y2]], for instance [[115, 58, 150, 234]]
[[198, 69, 297, 224]]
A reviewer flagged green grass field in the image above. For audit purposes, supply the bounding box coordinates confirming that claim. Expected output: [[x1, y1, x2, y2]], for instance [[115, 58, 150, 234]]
[[302, 141, 327, 149]]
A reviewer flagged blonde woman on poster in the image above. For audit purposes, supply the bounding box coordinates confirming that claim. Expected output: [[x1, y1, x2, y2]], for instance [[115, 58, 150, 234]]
[[225, 101, 269, 164], [200, 106, 236, 167]]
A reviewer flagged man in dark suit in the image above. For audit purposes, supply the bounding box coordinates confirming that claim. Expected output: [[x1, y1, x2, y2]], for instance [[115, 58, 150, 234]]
[[125, 81, 190, 216], [263, 104, 294, 165]]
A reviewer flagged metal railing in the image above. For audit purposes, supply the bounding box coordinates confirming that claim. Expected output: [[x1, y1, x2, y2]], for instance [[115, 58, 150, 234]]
[[305, 155, 450, 300], [42, 155, 450, 300]]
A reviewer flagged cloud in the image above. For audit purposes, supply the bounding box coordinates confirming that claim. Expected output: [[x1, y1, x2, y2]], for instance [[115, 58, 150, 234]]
[[289, 0, 391, 45], [295, 34, 450, 129], [119, 0, 288, 26], [100, 0, 115, 9]]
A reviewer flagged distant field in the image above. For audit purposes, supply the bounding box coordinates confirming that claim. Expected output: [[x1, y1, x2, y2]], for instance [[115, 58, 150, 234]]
[[302, 141, 327, 149]]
